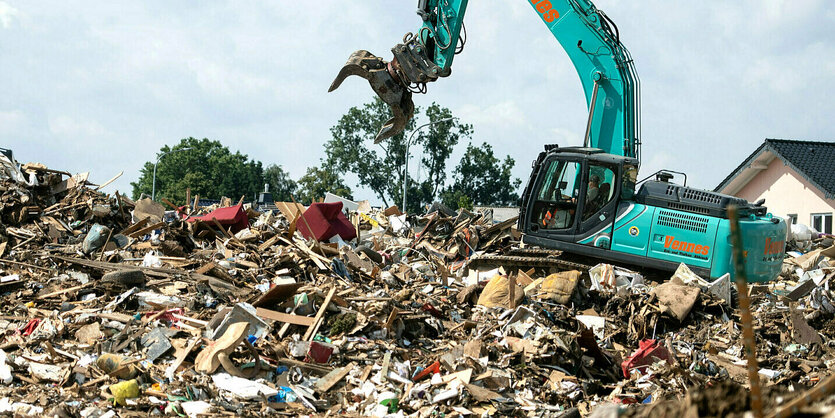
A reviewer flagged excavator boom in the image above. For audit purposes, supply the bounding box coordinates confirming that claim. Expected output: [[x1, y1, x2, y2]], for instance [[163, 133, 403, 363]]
[[328, 0, 787, 284], [329, 0, 640, 159]]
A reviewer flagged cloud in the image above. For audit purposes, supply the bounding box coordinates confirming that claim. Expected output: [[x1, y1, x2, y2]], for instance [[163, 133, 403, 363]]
[[458, 101, 527, 129], [48, 115, 109, 137], [0, 110, 26, 134], [0, 1, 18, 28], [1, 0, 834, 200]]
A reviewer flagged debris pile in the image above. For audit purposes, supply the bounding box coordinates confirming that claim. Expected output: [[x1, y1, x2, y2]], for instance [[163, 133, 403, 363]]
[[1, 161, 835, 417]]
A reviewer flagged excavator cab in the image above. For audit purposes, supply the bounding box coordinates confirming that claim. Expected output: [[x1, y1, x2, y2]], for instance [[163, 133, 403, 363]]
[[521, 147, 635, 249]]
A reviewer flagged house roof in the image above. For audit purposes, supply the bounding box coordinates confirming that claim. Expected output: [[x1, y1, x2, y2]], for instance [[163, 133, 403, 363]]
[[715, 138, 835, 199]]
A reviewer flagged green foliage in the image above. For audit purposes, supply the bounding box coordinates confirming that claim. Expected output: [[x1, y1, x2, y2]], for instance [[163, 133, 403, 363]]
[[442, 142, 522, 209], [263, 164, 297, 202], [130, 138, 264, 203], [295, 164, 353, 204], [324, 97, 471, 213]]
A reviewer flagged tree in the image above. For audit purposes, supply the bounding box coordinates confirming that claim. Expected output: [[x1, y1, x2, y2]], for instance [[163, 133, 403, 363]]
[[295, 164, 353, 204], [324, 98, 471, 213], [442, 142, 522, 209], [131, 138, 264, 203], [263, 164, 297, 202]]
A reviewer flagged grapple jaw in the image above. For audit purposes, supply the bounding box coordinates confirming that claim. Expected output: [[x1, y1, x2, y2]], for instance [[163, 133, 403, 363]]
[[328, 50, 414, 143]]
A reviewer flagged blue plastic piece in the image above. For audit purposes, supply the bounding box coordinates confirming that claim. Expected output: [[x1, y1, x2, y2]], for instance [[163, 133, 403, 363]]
[[267, 386, 297, 403]]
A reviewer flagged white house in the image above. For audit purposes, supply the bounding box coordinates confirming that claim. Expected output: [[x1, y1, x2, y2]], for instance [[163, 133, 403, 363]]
[[715, 139, 835, 234]]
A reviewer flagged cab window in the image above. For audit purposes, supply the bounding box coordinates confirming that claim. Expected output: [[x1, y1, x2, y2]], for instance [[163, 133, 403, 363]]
[[534, 160, 581, 230], [582, 164, 617, 221]]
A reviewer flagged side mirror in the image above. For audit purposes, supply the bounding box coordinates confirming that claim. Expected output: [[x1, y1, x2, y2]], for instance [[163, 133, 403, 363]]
[[559, 181, 568, 190]]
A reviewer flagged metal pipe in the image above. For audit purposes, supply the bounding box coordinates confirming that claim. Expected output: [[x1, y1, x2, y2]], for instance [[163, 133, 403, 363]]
[[583, 77, 601, 148]]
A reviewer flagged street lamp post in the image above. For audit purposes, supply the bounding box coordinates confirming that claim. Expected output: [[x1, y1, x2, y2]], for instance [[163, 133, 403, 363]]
[[152, 147, 193, 200], [402, 117, 457, 211]]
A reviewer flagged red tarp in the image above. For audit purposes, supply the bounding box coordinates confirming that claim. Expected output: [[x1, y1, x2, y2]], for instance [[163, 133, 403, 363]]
[[298, 202, 357, 242], [186, 203, 250, 233], [621, 339, 674, 377]]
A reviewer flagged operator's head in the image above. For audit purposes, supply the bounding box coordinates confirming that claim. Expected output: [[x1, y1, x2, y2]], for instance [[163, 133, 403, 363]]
[[589, 174, 600, 187]]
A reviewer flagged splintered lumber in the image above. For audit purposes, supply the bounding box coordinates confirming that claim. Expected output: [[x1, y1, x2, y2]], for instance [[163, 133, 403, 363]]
[[165, 336, 201, 379], [119, 217, 149, 236], [303, 286, 337, 341], [51, 256, 245, 295]]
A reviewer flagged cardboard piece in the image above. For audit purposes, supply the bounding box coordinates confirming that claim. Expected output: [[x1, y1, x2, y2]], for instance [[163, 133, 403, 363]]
[[133, 198, 165, 224], [652, 281, 700, 321]]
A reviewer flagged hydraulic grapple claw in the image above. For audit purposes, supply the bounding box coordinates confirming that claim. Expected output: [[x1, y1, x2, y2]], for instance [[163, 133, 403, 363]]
[[329, 50, 415, 143]]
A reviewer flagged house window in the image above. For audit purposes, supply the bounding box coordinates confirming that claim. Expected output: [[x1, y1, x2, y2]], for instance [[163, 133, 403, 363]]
[[787, 214, 798, 225], [811, 213, 833, 234]]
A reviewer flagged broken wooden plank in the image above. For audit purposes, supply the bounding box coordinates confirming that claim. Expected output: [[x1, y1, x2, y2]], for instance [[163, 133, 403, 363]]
[[253, 282, 303, 308], [256, 307, 315, 327], [380, 351, 392, 383], [0, 258, 55, 272], [128, 221, 165, 238], [37, 284, 86, 299], [315, 363, 355, 393], [258, 235, 280, 252], [94, 171, 123, 191], [385, 308, 400, 332]]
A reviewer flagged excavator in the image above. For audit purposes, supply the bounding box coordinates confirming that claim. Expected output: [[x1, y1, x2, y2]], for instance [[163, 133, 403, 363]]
[[328, 0, 787, 282]]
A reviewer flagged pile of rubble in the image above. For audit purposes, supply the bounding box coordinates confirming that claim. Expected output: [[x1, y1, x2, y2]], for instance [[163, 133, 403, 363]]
[[1, 158, 835, 417]]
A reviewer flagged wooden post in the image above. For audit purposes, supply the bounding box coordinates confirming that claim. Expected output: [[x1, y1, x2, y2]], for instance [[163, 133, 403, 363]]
[[508, 274, 517, 309], [728, 205, 762, 418]]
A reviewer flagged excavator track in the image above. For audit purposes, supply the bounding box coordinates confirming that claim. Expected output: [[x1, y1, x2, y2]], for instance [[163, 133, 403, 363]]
[[505, 248, 564, 258], [467, 253, 591, 271]]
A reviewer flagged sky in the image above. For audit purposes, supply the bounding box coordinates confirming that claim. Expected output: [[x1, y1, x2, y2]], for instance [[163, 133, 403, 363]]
[[2, 0, 834, 203]]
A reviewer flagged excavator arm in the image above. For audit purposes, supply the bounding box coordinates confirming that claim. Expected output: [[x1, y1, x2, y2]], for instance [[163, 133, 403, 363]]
[[329, 0, 641, 160]]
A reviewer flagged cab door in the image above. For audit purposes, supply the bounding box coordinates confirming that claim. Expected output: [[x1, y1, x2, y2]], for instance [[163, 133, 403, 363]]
[[526, 157, 587, 241], [576, 163, 620, 248]]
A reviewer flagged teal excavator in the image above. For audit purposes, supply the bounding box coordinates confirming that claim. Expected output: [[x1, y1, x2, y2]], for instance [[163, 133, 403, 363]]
[[329, 0, 787, 282]]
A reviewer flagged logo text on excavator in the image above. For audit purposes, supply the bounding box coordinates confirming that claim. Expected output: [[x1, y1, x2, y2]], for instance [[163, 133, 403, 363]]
[[530, 0, 560, 23]]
